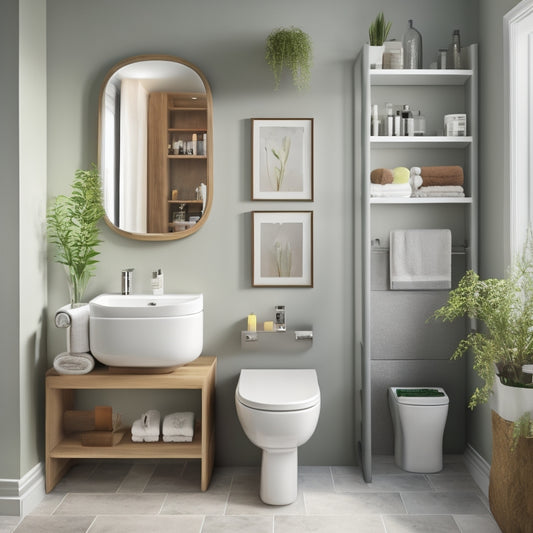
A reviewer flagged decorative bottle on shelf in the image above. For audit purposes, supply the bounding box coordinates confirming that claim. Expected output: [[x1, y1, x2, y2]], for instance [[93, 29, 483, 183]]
[[403, 19, 422, 69], [447, 29, 461, 69]]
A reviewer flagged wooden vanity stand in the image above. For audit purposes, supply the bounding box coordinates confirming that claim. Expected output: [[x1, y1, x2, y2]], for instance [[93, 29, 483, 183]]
[[45, 356, 216, 493]]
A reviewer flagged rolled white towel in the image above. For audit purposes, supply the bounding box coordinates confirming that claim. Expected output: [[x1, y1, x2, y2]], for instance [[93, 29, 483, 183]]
[[53, 352, 95, 375], [162, 412, 195, 442], [131, 409, 160, 442], [54, 304, 90, 354], [409, 167, 423, 194]]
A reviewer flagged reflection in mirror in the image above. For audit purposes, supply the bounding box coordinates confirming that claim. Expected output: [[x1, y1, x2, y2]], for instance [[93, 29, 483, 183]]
[[98, 55, 213, 241]]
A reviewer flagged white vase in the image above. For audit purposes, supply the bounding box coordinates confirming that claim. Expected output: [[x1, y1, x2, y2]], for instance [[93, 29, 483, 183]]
[[369, 45, 384, 69], [490, 370, 533, 422]]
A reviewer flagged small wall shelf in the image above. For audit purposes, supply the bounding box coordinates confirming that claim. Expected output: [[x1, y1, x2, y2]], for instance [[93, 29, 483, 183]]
[[240, 330, 313, 352]]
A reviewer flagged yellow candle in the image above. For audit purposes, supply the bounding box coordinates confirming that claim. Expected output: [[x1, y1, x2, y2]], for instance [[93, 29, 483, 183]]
[[264, 321, 274, 332], [247, 313, 257, 332]]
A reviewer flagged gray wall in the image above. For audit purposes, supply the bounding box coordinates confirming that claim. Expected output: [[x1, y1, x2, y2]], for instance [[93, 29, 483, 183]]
[[472, 0, 521, 462], [0, 0, 47, 489], [45, 0, 479, 467]]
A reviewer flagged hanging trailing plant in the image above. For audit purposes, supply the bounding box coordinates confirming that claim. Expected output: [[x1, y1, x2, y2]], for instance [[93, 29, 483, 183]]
[[265, 26, 312, 90]]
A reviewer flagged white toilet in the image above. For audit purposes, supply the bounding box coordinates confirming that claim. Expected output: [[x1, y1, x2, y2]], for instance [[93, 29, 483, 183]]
[[388, 386, 449, 473], [235, 369, 320, 505]]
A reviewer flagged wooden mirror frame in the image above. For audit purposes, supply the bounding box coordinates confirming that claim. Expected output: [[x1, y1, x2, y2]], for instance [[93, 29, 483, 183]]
[[98, 54, 213, 241]]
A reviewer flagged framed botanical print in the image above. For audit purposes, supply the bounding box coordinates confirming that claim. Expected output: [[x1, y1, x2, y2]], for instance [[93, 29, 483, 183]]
[[251, 118, 313, 201], [252, 211, 313, 287]]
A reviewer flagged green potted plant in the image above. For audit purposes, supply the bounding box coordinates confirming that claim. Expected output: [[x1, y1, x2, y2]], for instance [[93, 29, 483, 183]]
[[265, 26, 312, 90], [368, 12, 392, 69], [431, 237, 533, 532], [47, 164, 105, 306]]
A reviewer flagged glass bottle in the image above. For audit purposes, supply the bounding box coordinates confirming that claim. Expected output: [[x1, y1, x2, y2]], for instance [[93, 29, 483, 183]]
[[447, 29, 461, 69], [403, 19, 423, 69]]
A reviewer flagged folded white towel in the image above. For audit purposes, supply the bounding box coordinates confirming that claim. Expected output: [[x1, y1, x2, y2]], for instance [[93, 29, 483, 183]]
[[390, 229, 452, 290], [370, 183, 412, 198], [163, 435, 193, 443], [162, 412, 195, 439], [131, 409, 160, 442], [53, 352, 95, 375], [414, 185, 465, 198], [55, 304, 90, 354]]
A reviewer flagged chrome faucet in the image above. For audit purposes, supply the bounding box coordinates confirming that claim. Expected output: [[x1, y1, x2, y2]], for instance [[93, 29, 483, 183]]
[[121, 268, 134, 295]]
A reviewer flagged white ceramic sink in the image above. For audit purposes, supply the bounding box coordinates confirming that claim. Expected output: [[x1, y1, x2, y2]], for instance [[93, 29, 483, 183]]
[[89, 293, 203, 368]]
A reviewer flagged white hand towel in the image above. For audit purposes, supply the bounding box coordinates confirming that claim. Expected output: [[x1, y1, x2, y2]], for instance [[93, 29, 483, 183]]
[[131, 410, 160, 442], [54, 304, 90, 354], [390, 229, 452, 290], [53, 352, 95, 375], [163, 435, 193, 443], [162, 412, 195, 439]]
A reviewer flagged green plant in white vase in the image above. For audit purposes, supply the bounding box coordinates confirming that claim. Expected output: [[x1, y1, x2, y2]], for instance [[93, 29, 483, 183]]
[[265, 26, 312, 90], [47, 164, 105, 306], [368, 12, 392, 46], [431, 235, 533, 444]]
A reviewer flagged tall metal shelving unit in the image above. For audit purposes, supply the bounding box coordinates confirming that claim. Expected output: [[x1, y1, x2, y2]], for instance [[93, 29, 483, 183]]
[[355, 44, 478, 482]]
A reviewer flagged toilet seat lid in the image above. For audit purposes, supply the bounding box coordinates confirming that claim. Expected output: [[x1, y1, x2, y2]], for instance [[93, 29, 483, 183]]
[[237, 369, 320, 411], [390, 387, 449, 406]]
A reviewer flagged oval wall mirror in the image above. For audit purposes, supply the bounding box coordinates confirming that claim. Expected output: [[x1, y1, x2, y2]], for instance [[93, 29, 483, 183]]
[[98, 55, 213, 241]]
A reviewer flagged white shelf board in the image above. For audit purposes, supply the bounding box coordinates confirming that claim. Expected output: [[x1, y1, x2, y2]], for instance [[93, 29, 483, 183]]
[[370, 69, 472, 86], [370, 136, 472, 149], [370, 197, 473, 205]]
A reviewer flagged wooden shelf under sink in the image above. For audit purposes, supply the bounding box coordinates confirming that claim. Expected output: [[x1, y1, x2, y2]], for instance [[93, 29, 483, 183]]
[[45, 356, 216, 493]]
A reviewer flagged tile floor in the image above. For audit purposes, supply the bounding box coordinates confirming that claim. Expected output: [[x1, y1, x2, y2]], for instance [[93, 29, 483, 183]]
[[1, 456, 501, 533]]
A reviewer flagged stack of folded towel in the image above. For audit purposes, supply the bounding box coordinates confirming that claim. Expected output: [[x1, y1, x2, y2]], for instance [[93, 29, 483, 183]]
[[130, 410, 195, 443], [413, 166, 465, 198], [131, 409, 161, 442], [162, 412, 195, 442], [370, 167, 412, 198]]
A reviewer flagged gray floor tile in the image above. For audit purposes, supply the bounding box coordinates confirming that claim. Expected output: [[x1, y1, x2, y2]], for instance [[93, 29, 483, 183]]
[[426, 473, 482, 492], [453, 514, 502, 533], [304, 491, 405, 515], [54, 462, 130, 493], [401, 491, 490, 515], [13, 515, 94, 533], [228, 467, 261, 494], [298, 466, 334, 492], [54, 493, 165, 515], [334, 471, 430, 493], [202, 515, 273, 533], [161, 492, 228, 515], [0, 517, 21, 533], [383, 514, 460, 533], [226, 491, 305, 515], [117, 463, 156, 493], [275, 515, 386, 533], [89, 514, 204, 533], [143, 463, 187, 492], [28, 493, 65, 516]]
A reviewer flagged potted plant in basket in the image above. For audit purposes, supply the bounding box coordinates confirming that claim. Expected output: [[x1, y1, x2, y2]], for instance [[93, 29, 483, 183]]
[[47, 164, 105, 306], [265, 26, 312, 90], [368, 12, 392, 69], [431, 236, 533, 532]]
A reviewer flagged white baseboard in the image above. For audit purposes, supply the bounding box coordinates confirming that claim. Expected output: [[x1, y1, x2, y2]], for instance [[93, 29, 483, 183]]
[[463, 444, 491, 498], [0, 462, 45, 517]]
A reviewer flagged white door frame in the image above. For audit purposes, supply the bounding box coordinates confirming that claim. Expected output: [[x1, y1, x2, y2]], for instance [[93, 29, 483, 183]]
[[504, 0, 533, 263]]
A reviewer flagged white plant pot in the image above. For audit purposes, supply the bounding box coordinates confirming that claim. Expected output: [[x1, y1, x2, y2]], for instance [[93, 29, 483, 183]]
[[369, 45, 384, 69], [490, 371, 533, 422]]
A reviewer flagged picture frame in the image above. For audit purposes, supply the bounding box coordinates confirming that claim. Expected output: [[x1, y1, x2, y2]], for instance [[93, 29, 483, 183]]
[[252, 211, 313, 287], [251, 118, 314, 201]]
